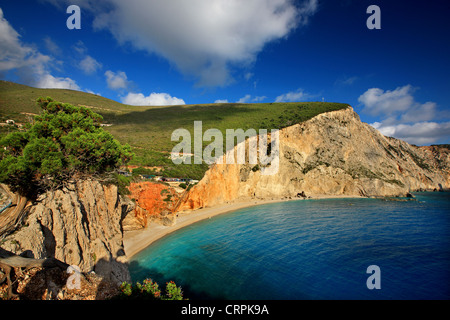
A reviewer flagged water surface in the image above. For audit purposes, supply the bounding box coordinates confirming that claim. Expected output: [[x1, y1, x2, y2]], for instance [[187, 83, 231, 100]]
[[130, 193, 450, 299]]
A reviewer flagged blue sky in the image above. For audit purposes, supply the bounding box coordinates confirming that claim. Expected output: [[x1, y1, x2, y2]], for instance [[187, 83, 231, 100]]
[[1, 0, 449, 145]]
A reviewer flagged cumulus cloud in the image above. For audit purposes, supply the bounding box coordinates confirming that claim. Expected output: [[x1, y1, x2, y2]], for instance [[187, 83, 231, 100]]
[[55, 0, 318, 87], [371, 121, 450, 145], [36, 74, 80, 90], [105, 70, 130, 91], [79, 55, 102, 74], [359, 85, 449, 145], [275, 88, 312, 102], [358, 85, 419, 116], [122, 92, 185, 106], [0, 8, 80, 90]]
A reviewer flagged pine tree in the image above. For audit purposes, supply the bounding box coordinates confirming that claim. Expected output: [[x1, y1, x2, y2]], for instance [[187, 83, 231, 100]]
[[0, 97, 133, 196]]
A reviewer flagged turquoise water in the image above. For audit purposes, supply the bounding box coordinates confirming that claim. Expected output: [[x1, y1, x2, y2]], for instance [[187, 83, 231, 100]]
[[129, 192, 450, 300]]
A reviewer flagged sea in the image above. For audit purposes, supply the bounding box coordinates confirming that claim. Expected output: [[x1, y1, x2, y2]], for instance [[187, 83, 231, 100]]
[[129, 192, 450, 300]]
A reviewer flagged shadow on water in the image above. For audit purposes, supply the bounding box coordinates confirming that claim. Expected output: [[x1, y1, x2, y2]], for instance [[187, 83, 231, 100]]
[[127, 260, 226, 300]]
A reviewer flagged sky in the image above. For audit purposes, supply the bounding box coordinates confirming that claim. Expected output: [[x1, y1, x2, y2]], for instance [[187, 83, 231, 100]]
[[0, 0, 449, 145]]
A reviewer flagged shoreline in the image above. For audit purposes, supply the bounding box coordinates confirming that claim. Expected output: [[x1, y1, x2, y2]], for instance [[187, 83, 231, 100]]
[[123, 194, 364, 260]]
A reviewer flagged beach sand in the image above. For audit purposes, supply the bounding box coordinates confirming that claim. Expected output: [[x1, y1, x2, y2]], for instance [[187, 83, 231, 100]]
[[123, 195, 364, 259]]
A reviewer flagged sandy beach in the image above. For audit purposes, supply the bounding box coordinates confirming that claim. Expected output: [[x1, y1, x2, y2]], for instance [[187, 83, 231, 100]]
[[123, 194, 364, 259]]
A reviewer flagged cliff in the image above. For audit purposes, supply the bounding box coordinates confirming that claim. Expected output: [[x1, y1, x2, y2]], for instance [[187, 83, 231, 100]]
[[0, 179, 133, 285], [122, 181, 180, 230], [178, 107, 450, 211]]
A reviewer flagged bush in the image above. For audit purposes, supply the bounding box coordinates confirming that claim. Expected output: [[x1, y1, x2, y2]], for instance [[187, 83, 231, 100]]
[[118, 279, 184, 300], [0, 97, 134, 196], [111, 173, 132, 196], [179, 182, 187, 189]]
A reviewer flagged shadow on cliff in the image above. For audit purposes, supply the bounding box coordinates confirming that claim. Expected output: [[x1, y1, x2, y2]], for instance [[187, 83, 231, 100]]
[[93, 249, 130, 300], [1, 248, 70, 300]]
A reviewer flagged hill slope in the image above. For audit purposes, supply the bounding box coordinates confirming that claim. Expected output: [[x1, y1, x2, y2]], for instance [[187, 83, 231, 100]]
[[0, 81, 348, 179], [0, 80, 127, 122]]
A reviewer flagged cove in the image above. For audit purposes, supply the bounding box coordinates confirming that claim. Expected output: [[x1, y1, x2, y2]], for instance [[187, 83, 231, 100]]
[[129, 193, 450, 300]]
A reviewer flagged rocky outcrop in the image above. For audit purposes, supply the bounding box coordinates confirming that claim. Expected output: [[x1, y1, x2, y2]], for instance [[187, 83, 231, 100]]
[[179, 107, 450, 211], [0, 179, 133, 284], [122, 181, 180, 230]]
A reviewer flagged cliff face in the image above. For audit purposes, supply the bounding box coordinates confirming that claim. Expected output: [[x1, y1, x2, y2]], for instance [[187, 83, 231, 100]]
[[179, 107, 450, 211], [122, 181, 180, 230], [1, 179, 133, 284]]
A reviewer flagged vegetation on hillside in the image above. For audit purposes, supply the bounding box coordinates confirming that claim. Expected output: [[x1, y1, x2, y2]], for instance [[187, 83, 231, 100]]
[[0, 81, 350, 181], [0, 97, 133, 197]]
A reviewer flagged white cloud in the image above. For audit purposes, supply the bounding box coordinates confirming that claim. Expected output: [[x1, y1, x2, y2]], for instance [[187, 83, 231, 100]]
[[236, 94, 267, 103], [36, 74, 80, 90], [0, 8, 80, 90], [122, 92, 185, 106], [85, 89, 102, 96], [358, 85, 418, 116], [360, 85, 448, 145], [105, 70, 130, 91], [43, 36, 62, 56], [275, 88, 312, 102], [63, 0, 318, 87], [371, 121, 450, 145], [0, 8, 49, 73], [79, 55, 102, 74], [237, 94, 252, 103], [214, 99, 229, 103], [244, 73, 254, 81], [252, 96, 267, 102]]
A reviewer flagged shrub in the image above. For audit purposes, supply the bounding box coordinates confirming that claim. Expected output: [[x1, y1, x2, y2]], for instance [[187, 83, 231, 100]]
[[117, 279, 184, 300], [0, 97, 133, 196], [179, 182, 187, 189]]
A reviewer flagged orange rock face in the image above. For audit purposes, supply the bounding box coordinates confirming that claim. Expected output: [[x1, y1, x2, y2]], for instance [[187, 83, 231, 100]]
[[128, 181, 179, 227], [177, 107, 450, 212]]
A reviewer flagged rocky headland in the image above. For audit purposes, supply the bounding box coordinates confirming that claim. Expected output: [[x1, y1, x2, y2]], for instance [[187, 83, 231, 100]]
[[178, 107, 449, 211]]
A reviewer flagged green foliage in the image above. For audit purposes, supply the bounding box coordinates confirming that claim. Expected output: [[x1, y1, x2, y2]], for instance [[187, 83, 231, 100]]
[[110, 173, 132, 196], [0, 97, 134, 196], [131, 167, 157, 176], [0, 81, 349, 182], [164, 281, 184, 300], [118, 279, 184, 300]]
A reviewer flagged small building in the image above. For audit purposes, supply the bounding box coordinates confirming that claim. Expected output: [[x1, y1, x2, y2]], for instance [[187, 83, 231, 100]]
[[161, 177, 180, 182]]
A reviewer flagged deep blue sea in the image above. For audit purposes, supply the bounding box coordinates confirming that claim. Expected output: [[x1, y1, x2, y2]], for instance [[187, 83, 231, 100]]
[[129, 192, 450, 300]]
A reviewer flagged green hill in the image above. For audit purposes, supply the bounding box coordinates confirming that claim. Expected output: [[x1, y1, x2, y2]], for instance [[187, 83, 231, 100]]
[[0, 81, 349, 179]]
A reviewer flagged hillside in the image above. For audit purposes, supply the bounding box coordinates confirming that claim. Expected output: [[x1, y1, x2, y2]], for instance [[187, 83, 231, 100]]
[[0, 81, 348, 179], [179, 107, 450, 211]]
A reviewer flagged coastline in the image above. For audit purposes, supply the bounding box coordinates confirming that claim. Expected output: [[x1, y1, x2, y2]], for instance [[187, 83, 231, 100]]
[[123, 194, 364, 260]]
